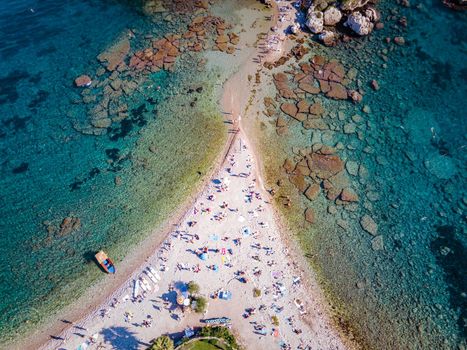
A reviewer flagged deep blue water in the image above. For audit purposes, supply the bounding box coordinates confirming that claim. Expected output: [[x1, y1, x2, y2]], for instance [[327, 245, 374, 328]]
[[0, 0, 151, 339], [306, 0, 467, 348]]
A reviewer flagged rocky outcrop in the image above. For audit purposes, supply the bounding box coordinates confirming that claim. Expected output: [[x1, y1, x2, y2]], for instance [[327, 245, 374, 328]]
[[306, 9, 324, 34], [305, 208, 315, 223], [75, 75, 92, 87], [344, 12, 374, 36], [323, 7, 342, 25], [340, 0, 370, 11], [58, 217, 81, 237], [97, 37, 130, 71], [318, 30, 336, 46]]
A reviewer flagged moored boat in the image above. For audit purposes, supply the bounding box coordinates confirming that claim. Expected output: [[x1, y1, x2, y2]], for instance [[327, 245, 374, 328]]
[[95, 250, 116, 274]]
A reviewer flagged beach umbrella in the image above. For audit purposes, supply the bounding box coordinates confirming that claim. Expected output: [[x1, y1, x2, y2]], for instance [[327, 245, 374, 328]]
[[77, 342, 89, 350], [213, 264, 219, 271], [242, 226, 252, 236], [183, 298, 191, 306], [200, 253, 208, 261], [177, 295, 185, 305]]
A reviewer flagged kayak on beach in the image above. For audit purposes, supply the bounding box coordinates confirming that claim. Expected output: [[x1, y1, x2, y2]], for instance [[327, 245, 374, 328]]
[[94, 251, 116, 274]]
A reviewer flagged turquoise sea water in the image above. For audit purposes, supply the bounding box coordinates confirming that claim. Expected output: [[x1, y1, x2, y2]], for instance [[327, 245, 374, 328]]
[[253, 0, 466, 348], [0, 0, 239, 343]]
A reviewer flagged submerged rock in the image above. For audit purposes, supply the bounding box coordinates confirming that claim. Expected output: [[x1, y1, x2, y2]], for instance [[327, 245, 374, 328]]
[[58, 217, 81, 237], [309, 153, 344, 179], [371, 235, 384, 251], [360, 214, 378, 235], [305, 208, 315, 223]]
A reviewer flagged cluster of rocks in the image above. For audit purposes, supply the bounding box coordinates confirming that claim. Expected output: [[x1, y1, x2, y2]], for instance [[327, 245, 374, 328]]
[[72, 2, 239, 137], [43, 216, 81, 238], [265, 55, 362, 135], [281, 144, 360, 223], [304, 0, 382, 44], [128, 16, 237, 73]]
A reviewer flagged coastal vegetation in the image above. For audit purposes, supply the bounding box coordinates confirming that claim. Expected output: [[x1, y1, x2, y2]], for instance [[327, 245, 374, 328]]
[[193, 296, 208, 314], [149, 335, 174, 350]]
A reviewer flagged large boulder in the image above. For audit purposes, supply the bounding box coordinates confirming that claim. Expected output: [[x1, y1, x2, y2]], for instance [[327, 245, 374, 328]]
[[318, 30, 336, 46], [344, 12, 374, 36], [309, 153, 344, 179], [280, 103, 298, 118], [324, 7, 343, 25], [340, 0, 370, 11], [306, 10, 324, 34]]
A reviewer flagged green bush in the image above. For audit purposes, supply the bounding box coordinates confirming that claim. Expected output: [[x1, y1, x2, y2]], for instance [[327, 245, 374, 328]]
[[199, 326, 239, 349], [193, 296, 207, 313], [148, 335, 174, 350], [187, 281, 200, 294]]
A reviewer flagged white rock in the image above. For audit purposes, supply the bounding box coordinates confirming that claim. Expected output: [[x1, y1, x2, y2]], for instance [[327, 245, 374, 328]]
[[290, 23, 300, 34], [323, 6, 342, 26], [365, 7, 381, 22], [344, 12, 374, 36], [306, 11, 324, 34]]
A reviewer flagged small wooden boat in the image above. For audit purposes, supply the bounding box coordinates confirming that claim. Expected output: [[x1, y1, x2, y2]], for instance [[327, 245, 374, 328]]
[[95, 250, 115, 274]]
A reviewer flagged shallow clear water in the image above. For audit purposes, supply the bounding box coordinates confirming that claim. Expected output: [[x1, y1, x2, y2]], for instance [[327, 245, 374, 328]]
[[252, 0, 466, 348], [0, 0, 236, 342]]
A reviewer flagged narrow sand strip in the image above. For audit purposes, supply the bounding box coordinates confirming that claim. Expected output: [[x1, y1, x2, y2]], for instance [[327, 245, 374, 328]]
[[43, 134, 345, 350]]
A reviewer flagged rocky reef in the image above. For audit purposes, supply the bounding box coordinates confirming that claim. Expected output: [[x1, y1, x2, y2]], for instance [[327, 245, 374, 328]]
[[298, 0, 382, 45], [70, 0, 240, 137]]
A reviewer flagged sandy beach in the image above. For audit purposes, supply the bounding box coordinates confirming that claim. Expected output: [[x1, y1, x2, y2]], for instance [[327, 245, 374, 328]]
[[29, 2, 349, 350]]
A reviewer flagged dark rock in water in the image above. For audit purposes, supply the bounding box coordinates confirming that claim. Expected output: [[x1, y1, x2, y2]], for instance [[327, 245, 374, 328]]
[[12, 162, 29, 174], [3, 115, 31, 131], [360, 214, 378, 235], [431, 225, 467, 333], [114, 176, 122, 186], [370, 80, 380, 90], [305, 208, 315, 223], [58, 217, 81, 237], [442, 0, 467, 10]]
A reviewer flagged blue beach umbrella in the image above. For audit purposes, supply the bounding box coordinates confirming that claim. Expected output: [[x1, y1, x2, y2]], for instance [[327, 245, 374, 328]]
[[200, 253, 208, 261], [242, 226, 252, 236]]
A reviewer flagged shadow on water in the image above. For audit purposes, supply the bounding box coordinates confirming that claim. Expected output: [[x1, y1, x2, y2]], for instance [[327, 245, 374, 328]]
[[431, 225, 467, 339], [101, 326, 149, 350]]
